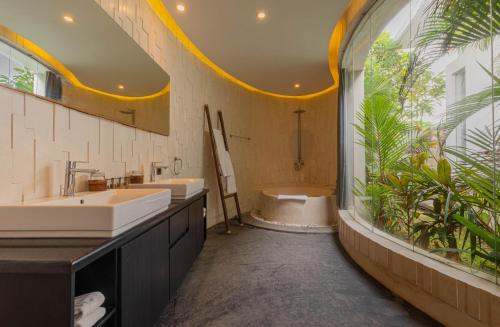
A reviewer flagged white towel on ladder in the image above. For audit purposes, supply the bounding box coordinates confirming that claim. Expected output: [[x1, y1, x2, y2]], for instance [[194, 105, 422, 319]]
[[213, 129, 237, 194]]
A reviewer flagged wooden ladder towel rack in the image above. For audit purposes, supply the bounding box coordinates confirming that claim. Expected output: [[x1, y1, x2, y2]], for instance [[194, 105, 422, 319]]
[[204, 104, 243, 234]]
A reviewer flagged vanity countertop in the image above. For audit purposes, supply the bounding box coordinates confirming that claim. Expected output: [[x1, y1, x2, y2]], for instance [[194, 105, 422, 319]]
[[0, 189, 208, 274]]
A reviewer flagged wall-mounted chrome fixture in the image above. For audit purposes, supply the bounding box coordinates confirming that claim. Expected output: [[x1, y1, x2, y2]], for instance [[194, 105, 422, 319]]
[[150, 161, 169, 182], [119, 108, 136, 125], [229, 134, 251, 141], [293, 109, 306, 171]]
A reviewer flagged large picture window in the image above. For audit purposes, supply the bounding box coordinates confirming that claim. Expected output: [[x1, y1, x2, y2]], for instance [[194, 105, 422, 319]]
[[340, 0, 499, 283]]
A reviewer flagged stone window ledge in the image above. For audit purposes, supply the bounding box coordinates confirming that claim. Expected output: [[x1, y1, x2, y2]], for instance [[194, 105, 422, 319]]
[[338, 210, 500, 327]]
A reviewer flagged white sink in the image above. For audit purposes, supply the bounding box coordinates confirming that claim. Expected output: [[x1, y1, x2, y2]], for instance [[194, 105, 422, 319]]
[[0, 189, 171, 238], [129, 178, 204, 200]]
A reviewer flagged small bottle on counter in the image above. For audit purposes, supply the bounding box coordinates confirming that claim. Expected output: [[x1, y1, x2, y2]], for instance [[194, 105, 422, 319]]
[[129, 171, 144, 184], [88, 172, 107, 192]]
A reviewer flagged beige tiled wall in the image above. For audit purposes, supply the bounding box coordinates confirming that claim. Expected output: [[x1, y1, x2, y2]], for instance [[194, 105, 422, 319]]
[[0, 0, 337, 228], [0, 86, 169, 203]]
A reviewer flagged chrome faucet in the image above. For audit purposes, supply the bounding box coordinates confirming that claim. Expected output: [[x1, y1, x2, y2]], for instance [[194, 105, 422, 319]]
[[63, 161, 100, 196], [150, 161, 169, 182]]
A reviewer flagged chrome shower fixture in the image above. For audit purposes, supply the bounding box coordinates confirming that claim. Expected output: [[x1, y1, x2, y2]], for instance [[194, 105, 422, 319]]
[[293, 109, 305, 171]]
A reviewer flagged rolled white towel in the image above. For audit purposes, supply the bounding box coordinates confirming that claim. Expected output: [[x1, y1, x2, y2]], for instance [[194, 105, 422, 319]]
[[75, 307, 106, 327], [277, 194, 308, 201], [74, 292, 105, 317]]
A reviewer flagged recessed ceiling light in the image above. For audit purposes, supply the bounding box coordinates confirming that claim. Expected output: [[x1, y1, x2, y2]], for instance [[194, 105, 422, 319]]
[[176, 3, 186, 12], [63, 15, 74, 23], [257, 11, 266, 20], [294, 83, 301, 89], [118, 84, 125, 90]]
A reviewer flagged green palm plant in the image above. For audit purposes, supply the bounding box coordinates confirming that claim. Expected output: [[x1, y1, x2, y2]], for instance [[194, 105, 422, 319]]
[[445, 124, 500, 267], [401, 0, 499, 127], [403, 0, 499, 266], [354, 94, 410, 229], [410, 157, 467, 260], [418, 0, 498, 53]]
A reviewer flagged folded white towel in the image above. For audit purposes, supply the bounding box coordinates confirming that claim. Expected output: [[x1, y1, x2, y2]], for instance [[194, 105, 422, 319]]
[[74, 292, 105, 317], [213, 129, 237, 194], [75, 306, 106, 327], [213, 130, 232, 176], [277, 194, 308, 201], [226, 174, 237, 194]]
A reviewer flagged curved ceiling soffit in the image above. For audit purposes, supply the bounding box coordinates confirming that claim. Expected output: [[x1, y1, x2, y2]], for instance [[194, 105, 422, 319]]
[[4, 30, 169, 101], [147, 0, 350, 100]]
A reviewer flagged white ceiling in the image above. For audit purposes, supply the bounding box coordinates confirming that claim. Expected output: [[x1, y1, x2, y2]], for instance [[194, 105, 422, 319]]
[[163, 0, 349, 95], [0, 0, 170, 97]]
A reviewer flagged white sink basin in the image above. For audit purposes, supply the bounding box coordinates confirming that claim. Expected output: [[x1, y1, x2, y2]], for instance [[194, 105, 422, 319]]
[[129, 178, 204, 199], [0, 189, 171, 238]]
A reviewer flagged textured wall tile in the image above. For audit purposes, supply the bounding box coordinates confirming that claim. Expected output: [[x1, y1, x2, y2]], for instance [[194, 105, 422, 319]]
[[35, 139, 64, 198], [465, 285, 481, 320], [479, 290, 491, 325], [421, 266, 433, 294], [24, 95, 53, 142], [0, 91, 13, 150], [490, 294, 500, 327], [437, 273, 458, 308], [359, 234, 369, 257], [369, 241, 389, 268], [401, 256, 418, 285]]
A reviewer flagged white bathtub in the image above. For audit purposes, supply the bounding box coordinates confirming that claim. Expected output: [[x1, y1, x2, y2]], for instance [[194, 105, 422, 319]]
[[251, 185, 337, 227]]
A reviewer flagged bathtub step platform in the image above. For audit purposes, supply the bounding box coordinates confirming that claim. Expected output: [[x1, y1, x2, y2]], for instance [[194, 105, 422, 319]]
[[244, 214, 336, 234]]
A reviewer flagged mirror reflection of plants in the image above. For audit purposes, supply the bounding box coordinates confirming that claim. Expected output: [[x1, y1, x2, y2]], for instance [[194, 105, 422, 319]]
[[0, 66, 35, 93]]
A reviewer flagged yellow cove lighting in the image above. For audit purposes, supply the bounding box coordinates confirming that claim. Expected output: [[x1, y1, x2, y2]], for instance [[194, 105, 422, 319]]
[[16, 34, 169, 100], [146, 0, 344, 100]]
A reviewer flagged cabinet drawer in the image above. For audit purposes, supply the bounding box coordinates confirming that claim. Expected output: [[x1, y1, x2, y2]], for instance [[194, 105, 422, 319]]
[[169, 231, 193, 298], [120, 232, 153, 327], [189, 198, 205, 256], [169, 207, 189, 245]]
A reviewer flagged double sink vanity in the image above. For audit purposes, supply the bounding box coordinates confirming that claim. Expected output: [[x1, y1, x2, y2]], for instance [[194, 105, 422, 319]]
[[0, 174, 207, 327]]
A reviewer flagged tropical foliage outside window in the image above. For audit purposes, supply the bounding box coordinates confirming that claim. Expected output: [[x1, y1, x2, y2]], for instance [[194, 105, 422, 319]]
[[341, 0, 499, 282]]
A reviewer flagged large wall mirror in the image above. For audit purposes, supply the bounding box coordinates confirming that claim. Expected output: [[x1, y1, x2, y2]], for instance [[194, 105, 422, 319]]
[[0, 0, 170, 135]]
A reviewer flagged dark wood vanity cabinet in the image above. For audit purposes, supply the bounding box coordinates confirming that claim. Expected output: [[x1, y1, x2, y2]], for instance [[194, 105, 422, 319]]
[[0, 190, 208, 327], [150, 219, 171, 320], [120, 196, 207, 327], [120, 229, 156, 327], [120, 217, 171, 327], [169, 198, 205, 297]]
